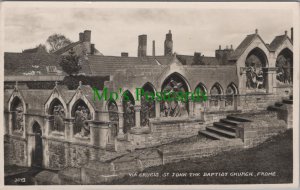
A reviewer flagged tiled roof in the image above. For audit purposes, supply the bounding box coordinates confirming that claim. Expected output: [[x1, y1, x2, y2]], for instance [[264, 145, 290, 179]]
[[176, 55, 220, 65], [86, 55, 159, 76], [4, 52, 64, 76], [269, 35, 292, 51], [54, 85, 76, 104]]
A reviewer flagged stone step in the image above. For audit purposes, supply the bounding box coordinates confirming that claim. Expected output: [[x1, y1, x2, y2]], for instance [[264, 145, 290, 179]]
[[267, 105, 281, 112], [220, 119, 240, 126], [206, 126, 236, 138], [213, 122, 237, 132], [106, 143, 116, 152], [282, 99, 293, 104], [275, 102, 284, 107], [226, 115, 251, 122], [198, 130, 223, 140]]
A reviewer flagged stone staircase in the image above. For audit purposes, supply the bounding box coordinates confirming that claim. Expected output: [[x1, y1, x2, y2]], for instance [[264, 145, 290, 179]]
[[199, 115, 251, 140]]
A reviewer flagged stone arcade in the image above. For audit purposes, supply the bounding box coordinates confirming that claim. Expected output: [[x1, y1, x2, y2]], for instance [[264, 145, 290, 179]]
[[4, 29, 293, 170]]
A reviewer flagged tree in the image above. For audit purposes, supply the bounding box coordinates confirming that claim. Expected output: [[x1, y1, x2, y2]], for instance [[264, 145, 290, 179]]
[[59, 49, 81, 76], [47, 33, 72, 53]]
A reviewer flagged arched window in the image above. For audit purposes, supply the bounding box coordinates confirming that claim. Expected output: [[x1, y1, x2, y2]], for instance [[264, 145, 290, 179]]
[[122, 90, 135, 133], [245, 47, 268, 90], [107, 100, 119, 140], [72, 99, 91, 137], [276, 48, 293, 84], [141, 83, 156, 126], [210, 83, 223, 107], [225, 83, 238, 107], [161, 72, 190, 117], [10, 97, 24, 132], [48, 98, 65, 133]]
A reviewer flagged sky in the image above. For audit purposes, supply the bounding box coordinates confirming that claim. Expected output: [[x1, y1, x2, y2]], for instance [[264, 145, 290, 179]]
[[2, 3, 294, 57]]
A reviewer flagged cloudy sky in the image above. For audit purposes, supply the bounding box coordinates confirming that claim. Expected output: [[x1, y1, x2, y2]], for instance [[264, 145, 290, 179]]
[[2, 2, 294, 56]]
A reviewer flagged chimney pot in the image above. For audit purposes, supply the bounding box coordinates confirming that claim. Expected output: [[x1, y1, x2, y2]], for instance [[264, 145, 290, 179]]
[[83, 30, 91, 42], [230, 44, 233, 49], [79, 32, 84, 42], [219, 45, 221, 50], [152, 40, 156, 56], [285, 30, 288, 35], [291, 27, 293, 42], [138, 35, 147, 57], [121, 52, 129, 57], [255, 29, 258, 34]]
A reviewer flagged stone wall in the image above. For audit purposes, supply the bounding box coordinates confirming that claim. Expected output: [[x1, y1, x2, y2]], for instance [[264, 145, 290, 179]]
[[4, 135, 27, 166], [239, 94, 285, 112]]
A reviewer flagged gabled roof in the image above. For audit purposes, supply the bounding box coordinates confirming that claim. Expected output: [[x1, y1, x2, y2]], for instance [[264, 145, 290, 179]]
[[229, 33, 269, 60], [269, 35, 292, 51], [75, 85, 103, 111], [4, 51, 64, 76], [52, 41, 82, 55], [46, 85, 76, 105]]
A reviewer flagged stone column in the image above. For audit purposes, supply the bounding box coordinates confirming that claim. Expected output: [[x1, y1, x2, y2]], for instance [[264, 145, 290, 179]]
[[117, 112, 124, 139], [265, 67, 277, 94], [64, 118, 74, 141], [8, 111, 13, 135], [188, 101, 194, 116], [134, 105, 141, 128], [155, 101, 160, 118], [44, 115, 52, 137], [89, 122, 100, 146]]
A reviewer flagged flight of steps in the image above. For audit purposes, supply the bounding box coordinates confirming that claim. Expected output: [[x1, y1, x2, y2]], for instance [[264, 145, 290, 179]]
[[268, 95, 293, 111], [199, 115, 250, 140]]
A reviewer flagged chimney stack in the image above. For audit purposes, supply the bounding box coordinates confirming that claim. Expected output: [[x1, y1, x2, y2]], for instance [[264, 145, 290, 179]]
[[83, 30, 91, 42], [219, 45, 221, 50], [285, 30, 288, 36], [291, 27, 293, 42], [79, 32, 84, 42], [91, 44, 95, 55], [230, 44, 233, 50], [138, 34, 147, 57], [164, 30, 173, 56], [121, 52, 129, 57], [255, 29, 258, 34], [152, 40, 156, 56]]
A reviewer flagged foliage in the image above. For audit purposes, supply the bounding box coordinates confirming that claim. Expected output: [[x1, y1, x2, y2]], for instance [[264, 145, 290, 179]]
[[46, 33, 72, 53], [59, 49, 81, 76]]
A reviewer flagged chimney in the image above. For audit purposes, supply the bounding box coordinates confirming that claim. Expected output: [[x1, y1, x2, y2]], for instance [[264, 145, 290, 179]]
[[193, 52, 202, 65], [138, 34, 147, 57], [164, 30, 173, 56], [79, 32, 84, 42], [121, 52, 129, 57], [219, 45, 221, 50], [230, 44, 233, 50], [91, 44, 95, 55], [255, 29, 258, 34], [152, 40, 156, 56], [83, 30, 91, 42], [291, 27, 293, 42], [285, 30, 288, 36]]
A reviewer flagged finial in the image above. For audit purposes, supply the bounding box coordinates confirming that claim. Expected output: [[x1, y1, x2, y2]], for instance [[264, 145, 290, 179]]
[[15, 81, 18, 88], [55, 81, 58, 87], [79, 81, 82, 87], [255, 29, 258, 34]]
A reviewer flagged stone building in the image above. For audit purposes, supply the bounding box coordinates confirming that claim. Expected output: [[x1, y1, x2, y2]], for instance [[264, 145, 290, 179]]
[[4, 29, 293, 170]]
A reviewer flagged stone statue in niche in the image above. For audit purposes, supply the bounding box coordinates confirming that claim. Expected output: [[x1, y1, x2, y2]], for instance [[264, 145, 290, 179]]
[[53, 105, 65, 132], [210, 86, 220, 107], [276, 56, 292, 84], [246, 62, 264, 89], [15, 104, 24, 132], [124, 101, 134, 133], [160, 78, 188, 117], [141, 96, 155, 126], [74, 105, 91, 137]]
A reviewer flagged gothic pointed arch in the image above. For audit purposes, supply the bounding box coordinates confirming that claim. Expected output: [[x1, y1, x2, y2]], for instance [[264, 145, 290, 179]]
[[71, 99, 92, 137], [210, 83, 223, 107], [48, 98, 66, 134], [160, 72, 190, 117], [225, 83, 238, 107], [141, 82, 156, 126], [245, 47, 268, 90], [107, 99, 119, 139], [276, 48, 293, 84], [10, 96, 25, 133]]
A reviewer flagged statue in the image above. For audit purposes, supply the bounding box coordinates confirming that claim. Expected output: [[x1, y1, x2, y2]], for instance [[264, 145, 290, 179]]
[[74, 105, 91, 137], [246, 61, 264, 89], [276, 56, 292, 84], [160, 78, 188, 117], [53, 105, 65, 132], [15, 105, 24, 132], [124, 101, 135, 133], [141, 96, 155, 126]]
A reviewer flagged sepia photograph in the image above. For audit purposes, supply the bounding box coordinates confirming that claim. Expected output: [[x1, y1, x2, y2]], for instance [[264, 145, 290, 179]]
[[1, 2, 299, 188]]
